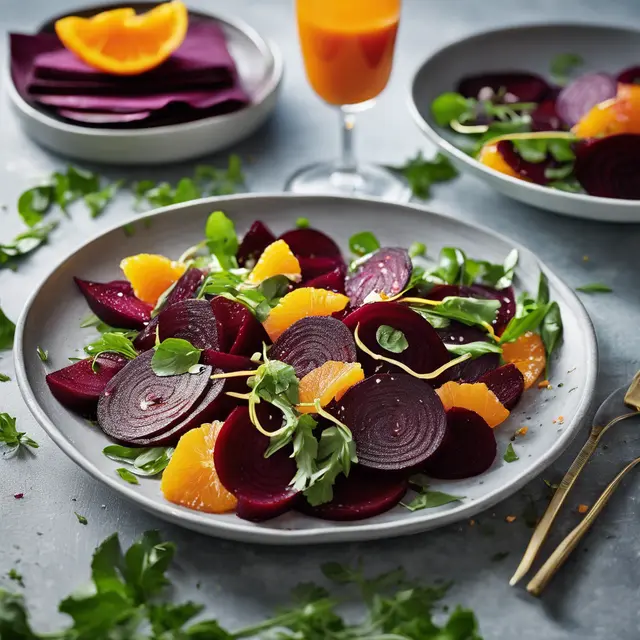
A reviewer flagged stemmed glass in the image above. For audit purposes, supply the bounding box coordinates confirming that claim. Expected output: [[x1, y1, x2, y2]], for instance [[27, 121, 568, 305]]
[[286, 0, 409, 201]]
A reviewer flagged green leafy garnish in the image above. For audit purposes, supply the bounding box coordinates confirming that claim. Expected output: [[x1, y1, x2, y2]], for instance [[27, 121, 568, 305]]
[[376, 324, 409, 353], [205, 210, 239, 270], [445, 341, 502, 358], [105, 445, 175, 479], [576, 282, 612, 293], [504, 443, 519, 463], [431, 92, 475, 126], [84, 180, 123, 218], [388, 151, 458, 199], [0, 373, 10, 382], [349, 231, 380, 256], [0, 305, 16, 350], [550, 53, 584, 85], [403, 487, 464, 511], [36, 346, 48, 362], [151, 338, 202, 377], [84, 332, 138, 369], [116, 468, 140, 485], [74, 512, 88, 525], [512, 138, 548, 163], [0, 221, 58, 268], [409, 241, 427, 258], [0, 413, 38, 453], [410, 307, 451, 329], [540, 301, 563, 378], [296, 217, 310, 229], [7, 569, 24, 588], [422, 296, 500, 330], [17, 185, 53, 227], [548, 178, 585, 193]]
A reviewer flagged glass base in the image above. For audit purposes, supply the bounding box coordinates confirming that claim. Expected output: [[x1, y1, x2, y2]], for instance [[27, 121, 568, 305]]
[[285, 162, 411, 202]]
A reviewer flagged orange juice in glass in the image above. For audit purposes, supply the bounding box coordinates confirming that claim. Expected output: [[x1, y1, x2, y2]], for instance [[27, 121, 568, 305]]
[[286, 0, 409, 201]]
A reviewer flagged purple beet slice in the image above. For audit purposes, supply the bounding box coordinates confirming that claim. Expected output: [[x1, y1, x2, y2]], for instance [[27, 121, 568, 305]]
[[304, 266, 346, 294], [556, 73, 617, 127], [497, 141, 554, 185], [423, 408, 496, 480], [97, 351, 211, 442], [269, 316, 357, 378], [333, 374, 447, 471], [574, 134, 640, 199], [479, 363, 525, 410], [214, 405, 298, 521], [237, 220, 276, 267], [46, 353, 127, 417], [343, 302, 450, 380], [299, 256, 347, 282], [457, 72, 550, 103], [210, 296, 268, 355], [201, 350, 256, 372], [617, 66, 640, 85], [157, 299, 219, 350], [278, 228, 343, 259], [298, 466, 408, 521], [345, 248, 412, 308], [75, 278, 152, 330], [531, 99, 565, 131]]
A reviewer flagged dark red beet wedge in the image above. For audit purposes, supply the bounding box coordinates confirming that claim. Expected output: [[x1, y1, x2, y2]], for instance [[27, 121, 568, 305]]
[[556, 73, 617, 127], [531, 99, 565, 131], [97, 351, 211, 442], [299, 256, 347, 282], [497, 141, 554, 185], [423, 407, 496, 480], [617, 66, 640, 85], [214, 406, 298, 521], [298, 466, 408, 521], [334, 374, 447, 471], [278, 228, 343, 259], [210, 296, 268, 355], [46, 354, 127, 417], [574, 134, 640, 199], [158, 299, 219, 350], [201, 350, 256, 372], [343, 302, 450, 380], [269, 316, 357, 378], [75, 278, 152, 330], [479, 363, 525, 410], [237, 220, 276, 267], [345, 248, 412, 308], [304, 266, 346, 294], [457, 72, 550, 103]]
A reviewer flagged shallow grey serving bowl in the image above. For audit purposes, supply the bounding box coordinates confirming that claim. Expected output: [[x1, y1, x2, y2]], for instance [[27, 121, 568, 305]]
[[15, 194, 597, 544], [409, 23, 640, 222]]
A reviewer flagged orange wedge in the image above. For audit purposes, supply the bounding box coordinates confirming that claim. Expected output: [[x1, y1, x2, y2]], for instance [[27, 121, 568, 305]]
[[502, 331, 546, 390], [121, 253, 186, 306], [436, 381, 510, 428], [55, 1, 188, 76], [245, 240, 301, 285], [161, 422, 237, 514], [297, 361, 364, 413]]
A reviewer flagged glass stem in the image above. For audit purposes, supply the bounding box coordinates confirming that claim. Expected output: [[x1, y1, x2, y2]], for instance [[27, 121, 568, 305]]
[[339, 107, 357, 173]]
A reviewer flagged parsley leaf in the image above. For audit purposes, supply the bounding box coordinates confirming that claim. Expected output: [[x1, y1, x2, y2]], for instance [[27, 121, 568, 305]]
[[205, 211, 239, 270], [550, 52, 584, 85], [376, 324, 409, 353], [0, 413, 39, 453], [388, 151, 458, 199], [504, 442, 519, 463], [349, 231, 380, 256], [84, 332, 138, 368], [74, 512, 88, 525], [17, 185, 53, 227], [576, 282, 612, 293], [403, 488, 464, 511], [151, 338, 202, 377], [84, 180, 123, 218], [0, 221, 58, 269], [0, 305, 16, 350]]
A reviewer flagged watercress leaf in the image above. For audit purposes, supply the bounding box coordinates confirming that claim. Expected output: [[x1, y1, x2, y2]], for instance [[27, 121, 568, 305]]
[[500, 303, 549, 344], [257, 274, 290, 302], [410, 306, 451, 329], [173, 178, 201, 204], [408, 241, 426, 258], [349, 231, 380, 256], [576, 282, 612, 293], [151, 338, 202, 377], [504, 442, 519, 462], [548, 139, 576, 162], [431, 92, 474, 126], [67, 166, 100, 196], [550, 52, 584, 85], [84, 332, 138, 365], [541, 301, 563, 378], [149, 602, 203, 634], [0, 413, 20, 448], [103, 445, 143, 463], [84, 180, 123, 218], [145, 182, 175, 208], [0, 221, 58, 268], [205, 211, 238, 269], [0, 590, 36, 638], [537, 272, 550, 305], [513, 138, 548, 163], [403, 489, 464, 511], [544, 164, 575, 181], [199, 271, 244, 297], [445, 340, 502, 358], [0, 374, 10, 382], [116, 468, 140, 484], [431, 296, 500, 328], [133, 447, 175, 476], [132, 179, 155, 203], [376, 324, 409, 353], [17, 185, 53, 227], [389, 152, 458, 199], [0, 305, 16, 350], [434, 246, 467, 284]]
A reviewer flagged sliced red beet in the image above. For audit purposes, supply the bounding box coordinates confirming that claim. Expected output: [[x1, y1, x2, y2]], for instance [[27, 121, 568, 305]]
[[479, 363, 525, 410], [237, 220, 276, 267], [497, 140, 554, 185], [531, 99, 565, 131], [304, 266, 346, 294], [298, 466, 408, 521], [457, 72, 550, 103], [214, 405, 298, 521], [278, 228, 343, 259], [423, 408, 497, 480], [269, 316, 357, 378], [157, 299, 219, 350], [299, 256, 347, 282], [345, 248, 412, 308], [333, 374, 447, 471], [201, 350, 256, 372], [97, 351, 211, 442], [75, 278, 152, 330], [343, 302, 450, 380], [617, 66, 640, 85], [46, 353, 127, 417], [210, 296, 268, 355], [556, 73, 617, 127], [574, 134, 640, 199]]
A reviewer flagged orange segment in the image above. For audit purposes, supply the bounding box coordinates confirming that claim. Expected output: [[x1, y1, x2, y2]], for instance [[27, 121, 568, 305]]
[[161, 422, 237, 514], [573, 84, 640, 137], [478, 142, 523, 180], [262, 287, 350, 341], [297, 361, 364, 413], [436, 381, 510, 428], [121, 253, 187, 306], [245, 240, 301, 285], [55, 1, 188, 76], [502, 331, 546, 390]]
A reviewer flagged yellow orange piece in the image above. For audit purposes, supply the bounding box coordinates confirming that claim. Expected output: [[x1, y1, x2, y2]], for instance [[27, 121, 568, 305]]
[[121, 253, 186, 306], [55, 1, 188, 76], [297, 361, 364, 413], [502, 331, 546, 390], [478, 142, 523, 180], [161, 422, 237, 514], [245, 240, 301, 285], [436, 381, 510, 428], [573, 84, 640, 138], [262, 287, 350, 341]]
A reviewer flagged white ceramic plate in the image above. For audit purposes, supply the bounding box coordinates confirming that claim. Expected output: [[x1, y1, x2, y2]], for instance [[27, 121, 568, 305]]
[[7, 3, 283, 165], [409, 23, 640, 222], [15, 194, 597, 544]]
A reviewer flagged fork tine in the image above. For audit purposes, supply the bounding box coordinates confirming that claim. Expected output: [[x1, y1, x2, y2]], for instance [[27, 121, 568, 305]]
[[623, 371, 640, 409]]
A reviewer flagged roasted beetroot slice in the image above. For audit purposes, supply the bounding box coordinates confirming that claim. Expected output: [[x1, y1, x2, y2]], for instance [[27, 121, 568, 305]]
[[345, 248, 412, 308], [343, 302, 450, 380], [97, 351, 211, 442], [269, 316, 357, 378], [479, 363, 525, 410], [457, 72, 550, 103], [299, 256, 347, 282], [214, 406, 298, 521], [617, 66, 640, 85], [278, 228, 343, 259], [237, 220, 276, 267], [210, 296, 268, 355], [574, 134, 640, 199], [334, 374, 447, 471], [201, 350, 256, 372], [75, 278, 152, 330], [298, 467, 408, 521], [497, 140, 555, 185], [157, 299, 219, 350], [531, 99, 565, 131], [46, 354, 127, 417], [303, 267, 346, 294], [423, 408, 496, 480], [556, 73, 617, 127]]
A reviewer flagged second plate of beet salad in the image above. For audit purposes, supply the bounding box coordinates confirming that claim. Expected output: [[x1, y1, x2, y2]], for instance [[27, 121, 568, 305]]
[[45, 212, 563, 523]]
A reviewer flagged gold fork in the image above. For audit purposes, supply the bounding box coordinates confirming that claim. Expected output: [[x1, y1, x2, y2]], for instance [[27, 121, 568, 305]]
[[509, 372, 640, 589]]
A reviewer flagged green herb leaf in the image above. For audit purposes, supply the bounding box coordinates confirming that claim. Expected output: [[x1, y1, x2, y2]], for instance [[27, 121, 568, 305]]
[[349, 231, 380, 257], [375, 324, 409, 353], [103, 444, 141, 462], [403, 489, 464, 511], [0, 305, 16, 351], [512, 138, 548, 163], [74, 512, 88, 525], [431, 92, 475, 126], [0, 413, 38, 452], [499, 289, 550, 344], [7, 569, 24, 588], [296, 217, 310, 229], [537, 272, 550, 305], [504, 442, 519, 463], [17, 185, 53, 227], [548, 139, 577, 162], [544, 164, 575, 181], [84, 180, 123, 218], [548, 178, 584, 193], [84, 332, 138, 368], [432, 246, 467, 284], [445, 340, 502, 358], [151, 338, 202, 377], [550, 52, 584, 85], [541, 301, 563, 378], [205, 211, 238, 269], [116, 468, 140, 485], [36, 346, 48, 362], [427, 296, 500, 329], [0, 221, 58, 268], [576, 282, 613, 293], [389, 151, 458, 199], [410, 306, 451, 328], [408, 241, 427, 258], [0, 373, 10, 382]]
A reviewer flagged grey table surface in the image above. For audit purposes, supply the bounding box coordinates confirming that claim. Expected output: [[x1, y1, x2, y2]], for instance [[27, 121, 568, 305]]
[[1, 0, 640, 638]]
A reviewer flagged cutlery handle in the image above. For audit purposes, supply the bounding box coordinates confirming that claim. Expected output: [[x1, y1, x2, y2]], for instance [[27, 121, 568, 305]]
[[526, 457, 640, 596]]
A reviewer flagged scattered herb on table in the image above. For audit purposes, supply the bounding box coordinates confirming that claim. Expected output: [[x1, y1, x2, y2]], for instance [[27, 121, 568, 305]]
[[0, 221, 58, 269], [550, 52, 584, 86], [74, 512, 88, 525], [576, 282, 612, 293], [0, 373, 10, 382], [504, 442, 519, 463], [7, 568, 24, 588], [36, 346, 48, 362], [0, 413, 39, 453], [388, 151, 458, 199], [0, 305, 16, 350]]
